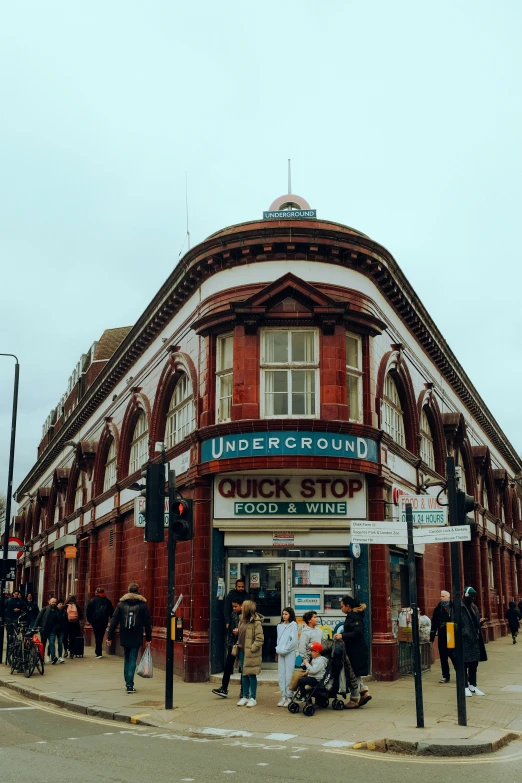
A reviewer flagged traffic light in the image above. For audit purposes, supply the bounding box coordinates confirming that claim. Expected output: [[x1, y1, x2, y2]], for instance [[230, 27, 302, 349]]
[[456, 490, 475, 524], [170, 497, 194, 541], [142, 463, 166, 543]]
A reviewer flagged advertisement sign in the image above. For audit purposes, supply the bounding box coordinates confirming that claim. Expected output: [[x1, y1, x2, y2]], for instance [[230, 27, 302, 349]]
[[214, 474, 367, 519], [202, 431, 378, 464], [294, 593, 322, 612], [398, 494, 447, 526]]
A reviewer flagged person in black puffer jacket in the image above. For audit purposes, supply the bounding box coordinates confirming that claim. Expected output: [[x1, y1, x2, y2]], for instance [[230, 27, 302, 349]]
[[107, 582, 152, 693], [334, 596, 371, 706], [86, 588, 114, 659]]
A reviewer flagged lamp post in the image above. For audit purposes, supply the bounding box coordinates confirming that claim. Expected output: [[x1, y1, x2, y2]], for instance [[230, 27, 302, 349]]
[[0, 354, 20, 663]]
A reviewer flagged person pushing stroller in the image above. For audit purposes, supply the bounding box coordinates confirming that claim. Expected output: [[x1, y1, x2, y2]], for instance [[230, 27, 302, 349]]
[[295, 642, 327, 700]]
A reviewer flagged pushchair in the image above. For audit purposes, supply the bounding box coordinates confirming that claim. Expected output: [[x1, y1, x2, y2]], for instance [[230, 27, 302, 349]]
[[287, 639, 357, 717]]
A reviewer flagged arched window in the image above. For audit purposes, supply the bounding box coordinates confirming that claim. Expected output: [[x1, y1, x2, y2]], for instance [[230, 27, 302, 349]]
[[54, 497, 61, 524], [73, 474, 83, 511], [483, 481, 489, 511], [165, 375, 195, 448], [381, 374, 405, 447], [103, 439, 117, 492], [419, 410, 435, 470], [129, 411, 149, 474]]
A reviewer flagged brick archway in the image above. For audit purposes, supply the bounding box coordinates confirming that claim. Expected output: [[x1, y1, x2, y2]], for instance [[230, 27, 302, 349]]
[[118, 391, 152, 479], [376, 346, 418, 453], [150, 352, 198, 447], [92, 421, 120, 495]]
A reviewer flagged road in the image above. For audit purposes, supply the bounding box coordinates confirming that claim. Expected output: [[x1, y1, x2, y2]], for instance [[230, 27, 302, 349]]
[[0, 689, 522, 783]]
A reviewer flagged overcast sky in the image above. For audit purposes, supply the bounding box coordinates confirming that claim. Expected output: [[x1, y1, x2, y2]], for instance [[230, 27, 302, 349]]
[[1, 1, 522, 501]]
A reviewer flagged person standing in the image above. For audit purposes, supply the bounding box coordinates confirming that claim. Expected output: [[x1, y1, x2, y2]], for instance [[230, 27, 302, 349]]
[[212, 600, 244, 698], [35, 597, 60, 663], [430, 590, 455, 683], [65, 595, 83, 655], [517, 598, 522, 617], [86, 587, 114, 658], [224, 579, 250, 627], [56, 600, 68, 662], [276, 607, 297, 706], [505, 601, 521, 644], [334, 596, 371, 706], [24, 593, 39, 630], [107, 582, 152, 694], [461, 586, 487, 696], [5, 590, 25, 622], [236, 600, 264, 708]]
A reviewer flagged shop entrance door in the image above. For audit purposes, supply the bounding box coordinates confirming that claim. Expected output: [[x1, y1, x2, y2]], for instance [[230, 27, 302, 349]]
[[243, 563, 284, 666]]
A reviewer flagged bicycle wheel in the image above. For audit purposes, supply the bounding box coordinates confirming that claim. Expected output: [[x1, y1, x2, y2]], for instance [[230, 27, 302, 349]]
[[24, 646, 37, 678], [10, 649, 21, 675], [35, 649, 45, 675]]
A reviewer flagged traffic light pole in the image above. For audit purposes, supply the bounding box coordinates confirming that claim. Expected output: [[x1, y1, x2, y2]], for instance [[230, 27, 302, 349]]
[[165, 469, 176, 710], [406, 502, 424, 728], [447, 455, 467, 726]]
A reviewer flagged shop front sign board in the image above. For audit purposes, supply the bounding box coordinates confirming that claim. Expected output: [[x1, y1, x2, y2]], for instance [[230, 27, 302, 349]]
[[398, 494, 447, 526], [214, 474, 367, 519], [202, 431, 378, 463]]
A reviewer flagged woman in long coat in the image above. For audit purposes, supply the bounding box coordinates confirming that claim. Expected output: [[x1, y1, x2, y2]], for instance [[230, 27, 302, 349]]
[[334, 596, 371, 706], [236, 600, 264, 708], [461, 586, 487, 696]]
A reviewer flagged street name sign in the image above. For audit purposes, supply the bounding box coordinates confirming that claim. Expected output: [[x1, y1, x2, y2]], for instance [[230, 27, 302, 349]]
[[412, 525, 471, 544], [398, 494, 447, 526], [351, 521, 471, 545]]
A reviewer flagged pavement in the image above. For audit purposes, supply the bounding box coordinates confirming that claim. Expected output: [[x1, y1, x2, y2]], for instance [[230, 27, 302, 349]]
[[1, 635, 522, 756]]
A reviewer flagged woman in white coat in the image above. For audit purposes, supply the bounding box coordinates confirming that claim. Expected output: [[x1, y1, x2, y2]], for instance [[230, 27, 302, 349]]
[[276, 607, 298, 706]]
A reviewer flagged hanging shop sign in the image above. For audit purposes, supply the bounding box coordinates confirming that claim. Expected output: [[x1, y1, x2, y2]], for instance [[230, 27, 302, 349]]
[[214, 474, 367, 519], [202, 431, 378, 464]]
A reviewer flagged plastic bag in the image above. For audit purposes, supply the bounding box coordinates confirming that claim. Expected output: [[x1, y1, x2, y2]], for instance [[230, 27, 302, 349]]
[[136, 645, 153, 679]]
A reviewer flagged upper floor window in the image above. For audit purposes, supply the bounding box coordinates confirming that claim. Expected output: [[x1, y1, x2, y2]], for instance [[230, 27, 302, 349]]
[[103, 439, 117, 492], [165, 374, 195, 448], [53, 499, 61, 524], [73, 474, 83, 511], [216, 334, 233, 423], [483, 482, 489, 511], [346, 333, 363, 423], [129, 411, 149, 474], [488, 542, 495, 588], [261, 329, 318, 418], [381, 374, 405, 448], [419, 410, 435, 470]]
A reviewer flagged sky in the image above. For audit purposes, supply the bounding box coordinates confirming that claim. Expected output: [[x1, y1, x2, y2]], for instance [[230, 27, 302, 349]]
[[1, 1, 522, 502]]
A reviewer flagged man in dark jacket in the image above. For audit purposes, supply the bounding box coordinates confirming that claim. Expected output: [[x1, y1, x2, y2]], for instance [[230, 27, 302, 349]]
[[223, 579, 250, 627], [334, 596, 371, 706], [36, 597, 60, 663], [86, 588, 114, 659], [5, 590, 26, 622], [430, 589, 455, 683], [107, 582, 152, 693], [505, 601, 521, 644], [212, 600, 244, 698]]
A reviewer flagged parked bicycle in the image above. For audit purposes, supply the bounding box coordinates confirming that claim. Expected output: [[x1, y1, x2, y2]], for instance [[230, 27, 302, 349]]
[[7, 613, 44, 678]]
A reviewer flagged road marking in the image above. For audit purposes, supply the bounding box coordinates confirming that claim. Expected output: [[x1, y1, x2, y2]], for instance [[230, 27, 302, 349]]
[[36, 741, 47, 744], [222, 773, 236, 775], [197, 727, 252, 737], [265, 732, 296, 741], [68, 738, 79, 740], [322, 740, 354, 747], [181, 779, 195, 781], [257, 763, 268, 766], [0, 707, 37, 711], [289, 756, 301, 759], [103, 732, 114, 735], [130, 713, 150, 724]]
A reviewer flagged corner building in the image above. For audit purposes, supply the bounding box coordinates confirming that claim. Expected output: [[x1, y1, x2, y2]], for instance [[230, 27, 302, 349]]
[[14, 196, 522, 681]]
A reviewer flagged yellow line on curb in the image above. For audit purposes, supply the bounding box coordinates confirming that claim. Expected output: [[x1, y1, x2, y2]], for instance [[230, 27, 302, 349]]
[[131, 713, 150, 724]]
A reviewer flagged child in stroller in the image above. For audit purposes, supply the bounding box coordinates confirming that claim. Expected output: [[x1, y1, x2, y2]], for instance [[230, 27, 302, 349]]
[[287, 639, 360, 716]]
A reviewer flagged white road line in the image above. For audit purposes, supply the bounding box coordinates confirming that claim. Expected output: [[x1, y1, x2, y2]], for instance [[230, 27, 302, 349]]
[[257, 763, 269, 766], [198, 728, 252, 737], [103, 732, 114, 735], [0, 707, 37, 711], [36, 741, 47, 744], [289, 756, 301, 759], [181, 779, 195, 781], [68, 738, 79, 740], [265, 732, 296, 741]]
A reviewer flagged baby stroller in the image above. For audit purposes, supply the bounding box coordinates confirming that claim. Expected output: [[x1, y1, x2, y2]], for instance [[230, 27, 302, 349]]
[[287, 641, 353, 717]]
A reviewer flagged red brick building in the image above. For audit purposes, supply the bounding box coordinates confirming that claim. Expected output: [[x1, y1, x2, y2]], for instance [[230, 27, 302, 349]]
[[13, 196, 522, 681]]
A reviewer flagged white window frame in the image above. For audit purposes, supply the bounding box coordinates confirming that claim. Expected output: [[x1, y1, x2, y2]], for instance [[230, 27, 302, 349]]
[[260, 328, 319, 419], [73, 474, 83, 511], [346, 332, 363, 423], [488, 542, 495, 589], [483, 480, 489, 512], [165, 374, 195, 448], [103, 439, 117, 492], [419, 409, 435, 471], [216, 333, 233, 424], [381, 374, 406, 448], [129, 411, 149, 474]]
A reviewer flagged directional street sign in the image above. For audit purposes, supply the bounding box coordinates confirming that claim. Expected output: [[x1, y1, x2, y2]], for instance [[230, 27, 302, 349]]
[[351, 520, 471, 545], [398, 494, 447, 526]]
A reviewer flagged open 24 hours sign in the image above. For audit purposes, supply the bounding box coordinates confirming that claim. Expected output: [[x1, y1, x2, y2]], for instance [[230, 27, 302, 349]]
[[214, 474, 367, 519]]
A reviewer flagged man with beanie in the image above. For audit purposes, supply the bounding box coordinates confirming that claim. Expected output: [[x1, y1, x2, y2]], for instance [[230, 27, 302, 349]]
[[107, 582, 152, 693], [461, 586, 487, 696], [430, 590, 455, 683], [86, 587, 114, 659]]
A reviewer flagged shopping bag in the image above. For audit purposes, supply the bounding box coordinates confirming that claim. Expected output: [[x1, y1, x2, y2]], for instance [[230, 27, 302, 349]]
[[136, 645, 154, 678]]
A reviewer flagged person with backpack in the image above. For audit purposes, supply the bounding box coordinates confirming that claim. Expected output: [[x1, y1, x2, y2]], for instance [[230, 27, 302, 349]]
[[65, 595, 83, 657], [35, 597, 61, 663], [107, 582, 152, 693], [86, 587, 114, 658]]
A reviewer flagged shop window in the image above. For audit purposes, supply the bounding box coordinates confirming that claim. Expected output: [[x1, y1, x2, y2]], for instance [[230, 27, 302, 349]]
[[381, 374, 405, 447], [165, 374, 195, 448], [261, 329, 318, 418], [419, 410, 435, 470], [103, 439, 117, 492], [346, 333, 363, 423], [488, 543, 495, 588], [73, 474, 83, 511], [129, 411, 149, 474], [216, 334, 233, 423]]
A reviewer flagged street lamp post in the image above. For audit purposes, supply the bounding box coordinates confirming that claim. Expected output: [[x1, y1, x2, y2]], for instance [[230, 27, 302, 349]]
[[0, 354, 20, 663]]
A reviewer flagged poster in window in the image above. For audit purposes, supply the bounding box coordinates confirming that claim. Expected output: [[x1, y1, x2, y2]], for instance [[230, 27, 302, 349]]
[[310, 564, 329, 585]]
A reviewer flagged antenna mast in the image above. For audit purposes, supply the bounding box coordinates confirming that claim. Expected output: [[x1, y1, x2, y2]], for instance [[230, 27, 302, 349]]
[[288, 158, 292, 194], [185, 172, 190, 251]]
